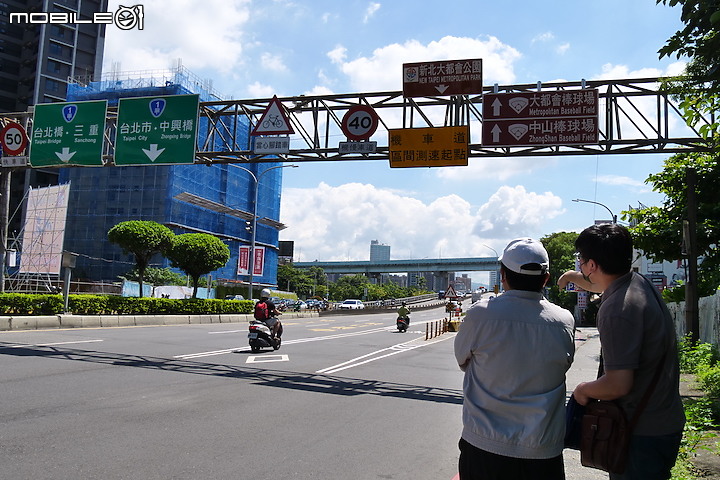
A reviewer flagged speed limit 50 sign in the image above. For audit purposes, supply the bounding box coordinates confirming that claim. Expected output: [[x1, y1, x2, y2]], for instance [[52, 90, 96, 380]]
[[341, 105, 379, 141], [0, 122, 28, 156]]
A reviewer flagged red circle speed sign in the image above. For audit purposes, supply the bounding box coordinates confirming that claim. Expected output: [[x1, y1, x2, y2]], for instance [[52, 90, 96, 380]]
[[341, 105, 379, 141], [0, 122, 28, 156]]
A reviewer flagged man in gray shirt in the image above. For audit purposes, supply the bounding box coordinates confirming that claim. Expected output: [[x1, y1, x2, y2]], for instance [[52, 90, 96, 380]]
[[559, 223, 684, 479], [455, 238, 575, 479]]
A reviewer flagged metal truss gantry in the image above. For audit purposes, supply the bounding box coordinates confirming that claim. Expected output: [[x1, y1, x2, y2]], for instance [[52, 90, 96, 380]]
[[0, 77, 715, 168]]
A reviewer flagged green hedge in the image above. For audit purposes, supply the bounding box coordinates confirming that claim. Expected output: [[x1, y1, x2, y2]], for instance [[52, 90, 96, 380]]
[[0, 294, 254, 316]]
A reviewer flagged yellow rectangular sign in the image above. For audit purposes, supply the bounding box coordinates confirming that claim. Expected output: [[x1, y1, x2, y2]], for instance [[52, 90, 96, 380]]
[[389, 126, 469, 168]]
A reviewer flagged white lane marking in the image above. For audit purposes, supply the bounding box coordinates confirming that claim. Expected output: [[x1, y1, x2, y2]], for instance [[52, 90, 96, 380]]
[[3, 339, 104, 349], [174, 327, 392, 359], [174, 348, 238, 359], [208, 329, 245, 334], [246, 355, 289, 364], [316, 334, 454, 375]]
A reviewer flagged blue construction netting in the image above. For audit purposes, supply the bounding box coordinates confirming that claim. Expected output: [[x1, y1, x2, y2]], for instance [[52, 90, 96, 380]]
[[61, 77, 283, 288]]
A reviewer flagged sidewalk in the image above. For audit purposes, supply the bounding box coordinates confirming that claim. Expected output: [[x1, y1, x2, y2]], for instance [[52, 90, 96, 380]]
[[565, 327, 608, 480]]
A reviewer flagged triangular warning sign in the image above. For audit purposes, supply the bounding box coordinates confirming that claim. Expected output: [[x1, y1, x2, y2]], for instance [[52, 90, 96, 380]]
[[251, 95, 295, 136], [445, 285, 458, 298]]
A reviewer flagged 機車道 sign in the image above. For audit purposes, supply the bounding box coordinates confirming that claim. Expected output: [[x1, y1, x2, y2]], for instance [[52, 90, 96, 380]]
[[29, 100, 107, 167], [403, 59, 482, 98], [114, 94, 199, 165], [388, 126, 469, 168], [482, 89, 599, 147]]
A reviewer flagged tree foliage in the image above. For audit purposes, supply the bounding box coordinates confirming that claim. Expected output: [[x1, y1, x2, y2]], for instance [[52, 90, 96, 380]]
[[541, 231, 579, 313], [120, 267, 187, 286], [107, 221, 175, 297], [166, 233, 230, 298], [658, 0, 720, 140], [623, 151, 720, 295]]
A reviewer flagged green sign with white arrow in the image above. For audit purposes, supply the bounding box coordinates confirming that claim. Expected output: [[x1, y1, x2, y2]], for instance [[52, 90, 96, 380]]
[[114, 94, 199, 165], [29, 100, 107, 167]]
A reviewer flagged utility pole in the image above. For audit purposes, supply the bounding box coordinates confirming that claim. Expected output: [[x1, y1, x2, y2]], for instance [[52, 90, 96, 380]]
[[684, 167, 699, 344], [0, 168, 11, 293]]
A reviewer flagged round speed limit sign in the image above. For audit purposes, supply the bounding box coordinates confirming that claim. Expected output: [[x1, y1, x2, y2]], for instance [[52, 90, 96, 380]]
[[0, 122, 28, 156], [341, 105, 379, 141]]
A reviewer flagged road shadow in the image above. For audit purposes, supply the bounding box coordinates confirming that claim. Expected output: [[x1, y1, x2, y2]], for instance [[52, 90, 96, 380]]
[[0, 341, 463, 405]]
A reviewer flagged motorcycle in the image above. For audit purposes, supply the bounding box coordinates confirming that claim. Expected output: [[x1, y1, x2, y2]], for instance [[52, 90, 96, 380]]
[[248, 319, 282, 353], [396, 315, 410, 333]]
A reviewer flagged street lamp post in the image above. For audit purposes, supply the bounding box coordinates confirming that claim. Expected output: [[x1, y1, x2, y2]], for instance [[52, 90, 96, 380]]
[[572, 198, 617, 224], [230, 164, 298, 300], [483, 244, 500, 293]]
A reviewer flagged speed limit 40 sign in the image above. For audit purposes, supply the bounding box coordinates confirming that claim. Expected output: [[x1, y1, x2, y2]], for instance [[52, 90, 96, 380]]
[[0, 122, 28, 156], [341, 105, 379, 141]]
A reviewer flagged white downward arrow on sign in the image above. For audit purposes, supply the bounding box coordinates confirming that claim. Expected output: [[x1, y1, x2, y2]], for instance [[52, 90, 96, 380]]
[[55, 147, 76, 163], [435, 84, 449, 94], [142, 144, 166, 161]]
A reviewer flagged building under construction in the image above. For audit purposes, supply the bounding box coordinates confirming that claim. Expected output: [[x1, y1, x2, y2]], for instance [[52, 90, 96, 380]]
[[30, 67, 285, 292]]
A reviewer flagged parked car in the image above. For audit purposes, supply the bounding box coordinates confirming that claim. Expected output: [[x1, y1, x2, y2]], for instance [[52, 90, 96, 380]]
[[339, 299, 365, 310], [224, 294, 245, 301]]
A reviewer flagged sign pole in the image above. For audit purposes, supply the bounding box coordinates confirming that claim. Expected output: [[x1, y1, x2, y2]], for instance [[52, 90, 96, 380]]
[[0, 168, 10, 293]]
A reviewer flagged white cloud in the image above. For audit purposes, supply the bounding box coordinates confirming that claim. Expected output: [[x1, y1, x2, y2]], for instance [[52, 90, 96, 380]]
[[334, 35, 521, 91], [104, 0, 251, 74], [261, 53, 288, 72], [246, 81, 276, 98], [556, 43, 570, 55], [532, 32, 555, 44], [473, 186, 565, 239], [327, 45, 347, 64], [280, 182, 564, 262], [363, 2, 381, 23]]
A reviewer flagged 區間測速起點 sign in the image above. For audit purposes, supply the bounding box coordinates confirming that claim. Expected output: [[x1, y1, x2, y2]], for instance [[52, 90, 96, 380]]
[[114, 94, 199, 165], [482, 89, 599, 147], [402, 59, 482, 98], [29, 100, 107, 167], [389, 126, 469, 168]]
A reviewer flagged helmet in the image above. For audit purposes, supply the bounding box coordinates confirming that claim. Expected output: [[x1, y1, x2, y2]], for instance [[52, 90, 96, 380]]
[[260, 288, 272, 298]]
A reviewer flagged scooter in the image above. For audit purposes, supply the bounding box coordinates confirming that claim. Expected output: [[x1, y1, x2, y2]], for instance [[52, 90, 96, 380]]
[[248, 319, 282, 353], [396, 315, 410, 333]]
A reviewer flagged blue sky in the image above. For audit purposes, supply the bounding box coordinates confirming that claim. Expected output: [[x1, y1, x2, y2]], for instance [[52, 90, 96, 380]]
[[104, 0, 688, 283]]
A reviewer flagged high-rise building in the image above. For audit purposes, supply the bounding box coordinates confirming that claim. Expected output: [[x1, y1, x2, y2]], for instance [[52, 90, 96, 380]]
[[0, 0, 108, 239], [369, 239, 390, 262]]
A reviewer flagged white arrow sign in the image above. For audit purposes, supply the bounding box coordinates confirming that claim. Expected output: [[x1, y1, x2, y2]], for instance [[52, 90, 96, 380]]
[[491, 124, 502, 143], [142, 144, 166, 161], [55, 147, 76, 163], [435, 84, 449, 94], [492, 98, 503, 116]]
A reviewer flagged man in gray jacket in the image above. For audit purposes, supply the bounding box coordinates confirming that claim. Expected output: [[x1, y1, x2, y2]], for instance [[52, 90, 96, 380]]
[[455, 238, 575, 479]]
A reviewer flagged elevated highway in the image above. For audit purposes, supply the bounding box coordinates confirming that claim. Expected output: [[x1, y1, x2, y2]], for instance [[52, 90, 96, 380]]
[[294, 257, 499, 281]]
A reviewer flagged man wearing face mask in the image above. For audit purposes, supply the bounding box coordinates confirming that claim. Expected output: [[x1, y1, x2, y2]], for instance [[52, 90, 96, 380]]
[[558, 223, 684, 480]]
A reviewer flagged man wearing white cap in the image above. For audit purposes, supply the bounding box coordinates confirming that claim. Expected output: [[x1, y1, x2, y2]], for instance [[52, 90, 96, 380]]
[[454, 238, 575, 480]]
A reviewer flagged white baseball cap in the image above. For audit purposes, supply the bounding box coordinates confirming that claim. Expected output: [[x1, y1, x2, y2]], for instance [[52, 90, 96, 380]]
[[499, 238, 549, 276]]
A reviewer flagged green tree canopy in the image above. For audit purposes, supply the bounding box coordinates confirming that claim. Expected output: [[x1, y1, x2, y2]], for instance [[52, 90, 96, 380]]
[[658, 0, 720, 140], [623, 151, 720, 295], [107, 220, 175, 297], [541, 231, 579, 313], [166, 233, 230, 298]]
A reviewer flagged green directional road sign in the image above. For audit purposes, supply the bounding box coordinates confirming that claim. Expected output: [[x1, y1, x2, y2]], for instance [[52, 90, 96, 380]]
[[29, 100, 107, 167], [114, 94, 200, 165]]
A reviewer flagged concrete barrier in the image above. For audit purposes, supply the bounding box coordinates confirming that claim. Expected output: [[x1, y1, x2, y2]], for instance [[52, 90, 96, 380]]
[[0, 312, 319, 331]]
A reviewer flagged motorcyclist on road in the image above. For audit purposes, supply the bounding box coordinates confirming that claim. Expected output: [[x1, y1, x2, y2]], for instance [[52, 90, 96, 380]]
[[254, 288, 282, 339], [397, 301, 411, 325]]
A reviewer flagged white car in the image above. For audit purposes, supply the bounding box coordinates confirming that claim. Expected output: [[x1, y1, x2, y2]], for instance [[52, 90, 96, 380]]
[[339, 299, 365, 310]]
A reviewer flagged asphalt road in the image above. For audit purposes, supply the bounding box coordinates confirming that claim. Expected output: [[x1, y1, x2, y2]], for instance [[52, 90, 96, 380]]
[[0, 306, 605, 480]]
